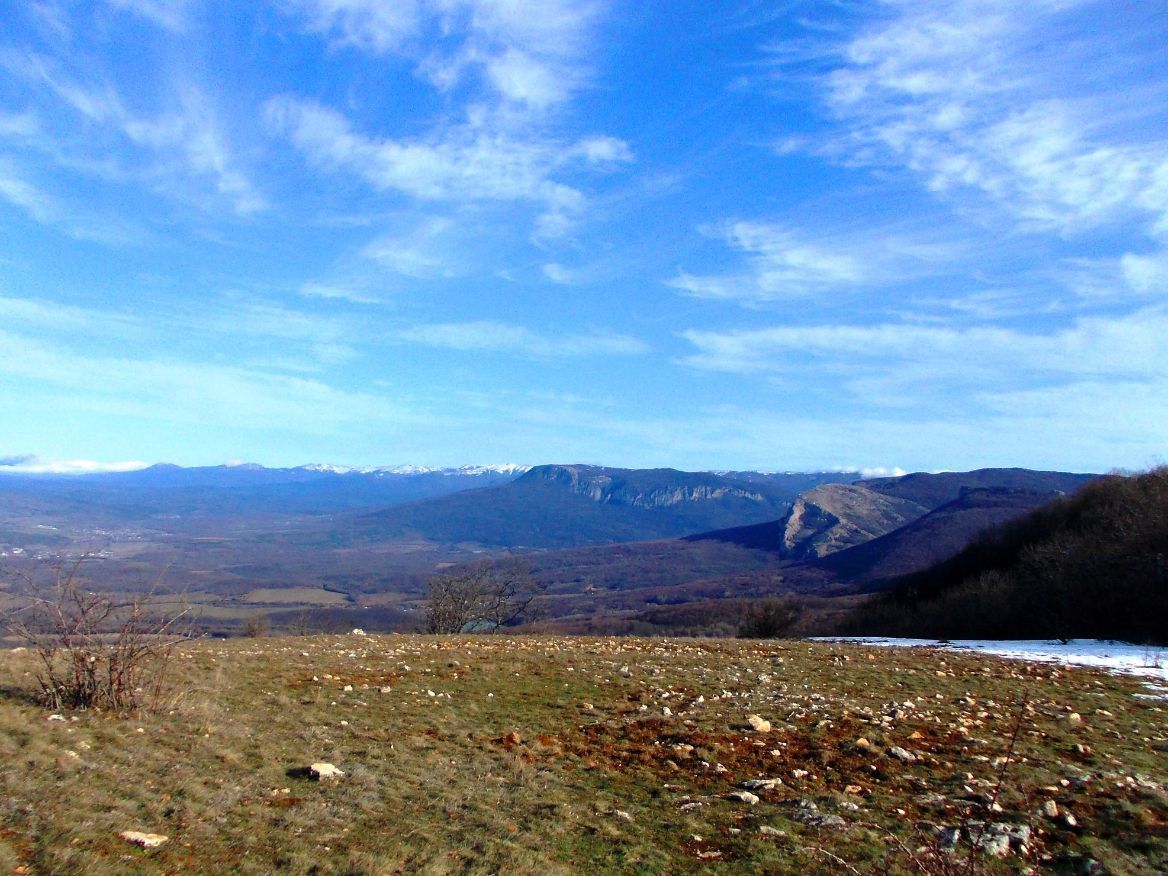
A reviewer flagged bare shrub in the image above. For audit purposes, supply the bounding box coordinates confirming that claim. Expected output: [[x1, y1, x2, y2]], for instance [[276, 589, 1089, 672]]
[[2, 558, 193, 712], [423, 564, 545, 633], [738, 596, 801, 639], [243, 615, 269, 638]]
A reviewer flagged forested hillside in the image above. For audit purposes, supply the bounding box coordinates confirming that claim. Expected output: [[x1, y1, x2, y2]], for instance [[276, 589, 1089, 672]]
[[844, 468, 1168, 643]]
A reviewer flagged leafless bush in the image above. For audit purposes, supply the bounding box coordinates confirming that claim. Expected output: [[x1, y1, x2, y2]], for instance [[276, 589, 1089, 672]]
[[738, 596, 801, 638], [2, 558, 193, 713], [243, 615, 269, 638], [423, 563, 544, 633]]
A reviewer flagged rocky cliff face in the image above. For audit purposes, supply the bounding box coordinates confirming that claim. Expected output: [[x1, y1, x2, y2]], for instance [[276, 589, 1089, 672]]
[[528, 464, 768, 508], [776, 484, 929, 559]]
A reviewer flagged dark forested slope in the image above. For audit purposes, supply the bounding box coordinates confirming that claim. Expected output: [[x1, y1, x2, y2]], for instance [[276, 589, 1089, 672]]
[[844, 468, 1168, 642]]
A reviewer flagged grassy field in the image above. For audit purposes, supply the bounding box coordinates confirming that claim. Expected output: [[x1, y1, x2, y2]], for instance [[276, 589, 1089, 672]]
[[0, 635, 1164, 874]]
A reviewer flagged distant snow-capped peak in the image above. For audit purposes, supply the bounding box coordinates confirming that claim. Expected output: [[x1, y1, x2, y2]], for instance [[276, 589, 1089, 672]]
[[297, 463, 530, 476]]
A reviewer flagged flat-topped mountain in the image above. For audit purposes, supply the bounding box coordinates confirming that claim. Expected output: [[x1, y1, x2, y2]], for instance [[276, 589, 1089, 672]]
[[345, 465, 809, 549]]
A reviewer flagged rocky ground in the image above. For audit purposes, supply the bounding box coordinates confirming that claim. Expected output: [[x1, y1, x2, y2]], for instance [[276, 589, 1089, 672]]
[[0, 635, 1164, 874]]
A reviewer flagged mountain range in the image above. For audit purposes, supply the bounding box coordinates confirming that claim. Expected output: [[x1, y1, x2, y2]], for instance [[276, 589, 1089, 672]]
[[0, 460, 1098, 636]]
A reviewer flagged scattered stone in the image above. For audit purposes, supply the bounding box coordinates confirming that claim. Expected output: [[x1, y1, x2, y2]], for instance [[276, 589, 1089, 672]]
[[1042, 799, 1060, 818], [844, 784, 864, 796], [887, 745, 917, 764], [746, 714, 772, 733], [742, 778, 783, 791], [351, 628, 367, 636], [759, 825, 786, 838], [793, 811, 847, 830], [309, 762, 344, 781], [119, 831, 168, 849], [977, 833, 1011, 857], [726, 791, 760, 805], [612, 809, 633, 822], [1067, 712, 1083, 725], [679, 802, 704, 812], [854, 737, 873, 752]]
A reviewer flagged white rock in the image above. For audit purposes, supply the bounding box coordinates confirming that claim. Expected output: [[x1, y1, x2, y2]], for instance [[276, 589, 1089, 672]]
[[746, 714, 772, 733], [119, 830, 168, 849], [309, 762, 344, 780], [742, 778, 783, 791], [726, 791, 760, 805]]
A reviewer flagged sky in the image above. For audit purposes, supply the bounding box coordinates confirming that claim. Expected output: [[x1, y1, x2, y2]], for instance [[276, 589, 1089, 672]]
[[0, 0, 1165, 474]]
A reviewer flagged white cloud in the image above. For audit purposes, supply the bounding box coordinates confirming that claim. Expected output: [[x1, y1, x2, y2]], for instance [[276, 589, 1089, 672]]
[[541, 262, 572, 284], [793, 0, 1168, 236], [0, 455, 151, 475], [285, 0, 599, 109], [361, 216, 470, 279], [0, 160, 57, 223], [1121, 251, 1168, 295], [680, 310, 1168, 394], [0, 327, 409, 435], [0, 295, 139, 334], [398, 320, 648, 357], [571, 135, 634, 165], [0, 110, 39, 139], [284, 0, 423, 54], [297, 281, 381, 305], [104, 0, 193, 32], [485, 47, 570, 109], [0, 159, 144, 243], [669, 220, 955, 304], [3, 50, 264, 216], [267, 95, 627, 231]]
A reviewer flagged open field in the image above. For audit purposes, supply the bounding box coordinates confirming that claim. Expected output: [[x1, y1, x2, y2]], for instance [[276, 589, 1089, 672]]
[[0, 636, 1165, 874]]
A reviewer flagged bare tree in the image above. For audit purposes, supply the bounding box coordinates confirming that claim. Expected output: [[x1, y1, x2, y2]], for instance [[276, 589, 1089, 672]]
[[2, 558, 193, 712], [423, 564, 544, 633]]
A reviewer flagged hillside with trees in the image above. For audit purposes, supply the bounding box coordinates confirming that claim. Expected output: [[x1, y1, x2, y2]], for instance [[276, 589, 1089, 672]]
[[843, 467, 1168, 643]]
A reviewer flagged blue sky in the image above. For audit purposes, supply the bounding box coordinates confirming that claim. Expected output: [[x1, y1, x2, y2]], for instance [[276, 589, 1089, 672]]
[[0, 0, 1165, 474]]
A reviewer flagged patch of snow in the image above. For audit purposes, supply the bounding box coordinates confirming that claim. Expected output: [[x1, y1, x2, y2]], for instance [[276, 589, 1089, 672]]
[[818, 637, 1168, 684]]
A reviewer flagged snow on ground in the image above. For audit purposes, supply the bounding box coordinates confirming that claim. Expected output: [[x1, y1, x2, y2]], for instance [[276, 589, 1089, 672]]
[[819, 638, 1168, 694]]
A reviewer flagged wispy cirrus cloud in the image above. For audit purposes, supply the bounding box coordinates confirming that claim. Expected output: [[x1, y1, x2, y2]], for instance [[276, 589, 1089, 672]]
[[0, 48, 264, 218], [669, 220, 959, 305], [784, 0, 1168, 238], [284, 0, 601, 110], [103, 0, 194, 32], [680, 310, 1168, 391], [0, 157, 147, 243], [297, 281, 382, 305], [398, 320, 649, 358], [265, 95, 628, 233], [0, 326, 411, 436]]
